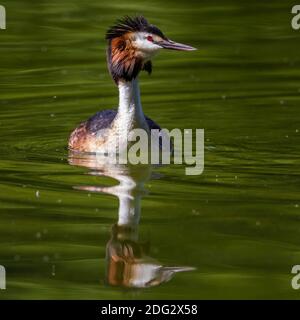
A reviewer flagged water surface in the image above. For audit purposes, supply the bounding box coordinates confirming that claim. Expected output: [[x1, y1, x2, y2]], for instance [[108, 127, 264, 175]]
[[0, 0, 300, 299]]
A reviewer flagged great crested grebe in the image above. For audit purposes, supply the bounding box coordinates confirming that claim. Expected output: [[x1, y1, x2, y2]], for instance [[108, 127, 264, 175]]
[[68, 15, 196, 153]]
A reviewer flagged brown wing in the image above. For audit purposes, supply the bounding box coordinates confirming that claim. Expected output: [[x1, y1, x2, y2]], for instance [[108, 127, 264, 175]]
[[68, 109, 163, 152], [68, 121, 90, 152]]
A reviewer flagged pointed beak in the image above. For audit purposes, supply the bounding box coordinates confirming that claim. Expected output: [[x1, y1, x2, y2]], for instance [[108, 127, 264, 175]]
[[158, 39, 197, 51], [162, 266, 196, 273]]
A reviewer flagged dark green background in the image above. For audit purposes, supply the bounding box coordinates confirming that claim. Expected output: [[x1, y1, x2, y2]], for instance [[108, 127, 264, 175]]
[[0, 0, 300, 299]]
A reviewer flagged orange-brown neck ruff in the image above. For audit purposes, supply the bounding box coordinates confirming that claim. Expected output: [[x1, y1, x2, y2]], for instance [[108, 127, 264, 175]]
[[107, 34, 152, 83]]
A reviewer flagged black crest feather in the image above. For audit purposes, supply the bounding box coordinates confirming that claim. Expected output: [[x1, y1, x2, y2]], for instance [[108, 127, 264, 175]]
[[106, 15, 167, 40]]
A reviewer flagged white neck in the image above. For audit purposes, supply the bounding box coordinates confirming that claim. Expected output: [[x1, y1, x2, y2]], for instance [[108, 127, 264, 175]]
[[116, 174, 142, 241], [118, 194, 141, 227], [114, 78, 147, 134]]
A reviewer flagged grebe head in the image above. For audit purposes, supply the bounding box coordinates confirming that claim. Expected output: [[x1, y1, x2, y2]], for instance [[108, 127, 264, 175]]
[[106, 15, 196, 83]]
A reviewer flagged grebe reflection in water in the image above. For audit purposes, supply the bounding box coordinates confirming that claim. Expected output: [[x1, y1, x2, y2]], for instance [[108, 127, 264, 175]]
[[69, 154, 195, 288]]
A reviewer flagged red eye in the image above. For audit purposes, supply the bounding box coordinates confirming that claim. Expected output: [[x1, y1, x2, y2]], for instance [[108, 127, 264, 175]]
[[147, 35, 154, 42]]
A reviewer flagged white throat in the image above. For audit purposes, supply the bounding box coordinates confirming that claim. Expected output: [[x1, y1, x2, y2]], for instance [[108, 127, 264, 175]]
[[114, 78, 148, 134]]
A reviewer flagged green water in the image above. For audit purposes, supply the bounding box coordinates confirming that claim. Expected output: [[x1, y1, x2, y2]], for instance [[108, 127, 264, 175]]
[[1, 0, 300, 299]]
